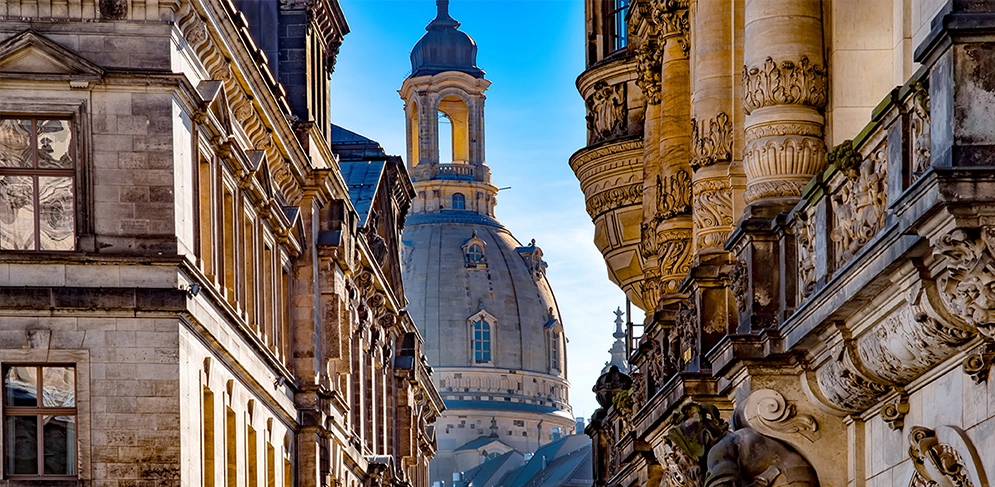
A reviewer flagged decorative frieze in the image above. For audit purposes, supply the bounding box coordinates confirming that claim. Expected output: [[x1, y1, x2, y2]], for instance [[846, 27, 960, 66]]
[[586, 81, 627, 144], [690, 112, 733, 170], [742, 56, 828, 114], [830, 145, 888, 266], [585, 184, 643, 218]]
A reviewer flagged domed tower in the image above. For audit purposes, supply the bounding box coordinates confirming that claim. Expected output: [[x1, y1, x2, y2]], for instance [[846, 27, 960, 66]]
[[399, 1, 575, 483]]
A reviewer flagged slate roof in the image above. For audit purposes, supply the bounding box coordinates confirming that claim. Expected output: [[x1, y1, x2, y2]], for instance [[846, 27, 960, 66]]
[[460, 435, 593, 487], [331, 124, 388, 161], [339, 160, 385, 227]]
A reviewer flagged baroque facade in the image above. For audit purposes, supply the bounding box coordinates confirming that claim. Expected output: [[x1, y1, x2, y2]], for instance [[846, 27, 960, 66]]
[[574, 1, 995, 487], [397, 2, 577, 484], [0, 0, 442, 486]]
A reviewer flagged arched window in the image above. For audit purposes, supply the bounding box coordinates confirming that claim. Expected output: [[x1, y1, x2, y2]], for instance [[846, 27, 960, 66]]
[[452, 193, 466, 210], [473, 320, 491, 363]]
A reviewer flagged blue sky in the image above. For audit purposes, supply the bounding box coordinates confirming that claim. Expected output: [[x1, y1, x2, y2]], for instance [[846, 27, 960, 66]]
[[329, 0, 627, 422]]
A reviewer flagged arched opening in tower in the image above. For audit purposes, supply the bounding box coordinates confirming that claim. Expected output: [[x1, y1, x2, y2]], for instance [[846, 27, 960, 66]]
[[437, 95, 470, 164]]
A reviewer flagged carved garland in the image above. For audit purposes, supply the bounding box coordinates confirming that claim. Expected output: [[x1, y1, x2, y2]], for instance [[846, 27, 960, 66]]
[[743, 56, 828, 114], [690, 112, 733, 170]]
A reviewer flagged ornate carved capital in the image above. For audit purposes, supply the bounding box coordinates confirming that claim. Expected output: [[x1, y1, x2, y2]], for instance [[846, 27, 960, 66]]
[[586, 81, 628, 144], [690, 112, 733, 171], [743, 56, 828, 114], [743, 389, 819, 442]]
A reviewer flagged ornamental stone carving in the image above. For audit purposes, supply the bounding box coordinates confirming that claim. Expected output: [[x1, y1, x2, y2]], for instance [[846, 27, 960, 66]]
[[651, 5, 690, 57], [816, 349, 892, 412], [909, 82, 931, 182], [796, 213, 817, 298], [654, 441, 701, 487], [933, 226, 995, 339], [743, 389, 819, 442], [963, 342, 994, 383], [635, 41, 663, 105], [742, 136, 826, 202], [692, 180, 733, 250], [587, 81, 627, 144], [99, 0, 128, 19], [665, 403, 819, 487], [658, 230, 693, 296], [675, 298, 697, 366], [742, 56, 828, 114], [881, 395, 909, 430], [690, 112, 733, 170], [586, 184, 643, 218], [830, 146, 888, 266], [729, 260, 748, 312], [655, 170, 692, 220], [908, 426, 988, 487]]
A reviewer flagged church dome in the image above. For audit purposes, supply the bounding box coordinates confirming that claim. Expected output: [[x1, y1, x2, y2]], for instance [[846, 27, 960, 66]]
[[409, 0, 485, 79], [402, 212, 565, 380]]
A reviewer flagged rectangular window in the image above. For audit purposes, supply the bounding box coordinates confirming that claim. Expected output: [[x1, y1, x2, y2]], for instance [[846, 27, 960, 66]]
[[204, 388, 215, 487], [3, 365, 76, 477], [0, 118, 76, 251], [226, 407, 237, 487], [473, 321, 491, 363], [606, 0, 630, 53], [247, 425, 258, 487]]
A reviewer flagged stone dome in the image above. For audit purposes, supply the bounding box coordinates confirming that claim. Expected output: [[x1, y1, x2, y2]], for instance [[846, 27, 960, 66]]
[[401, 211, 565, 380], [409, 0, 484, 79]]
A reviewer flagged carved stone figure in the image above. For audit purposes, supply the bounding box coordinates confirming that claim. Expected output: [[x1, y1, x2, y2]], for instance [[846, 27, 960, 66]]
[[795, 213, 817, 298], [933, 226, 995, 338], [665, 403, 819, 487], [831, 147, 887, 266], [675, 299, 697, 367], [587, 81, 627, 143], [909, 82, 931, 181]]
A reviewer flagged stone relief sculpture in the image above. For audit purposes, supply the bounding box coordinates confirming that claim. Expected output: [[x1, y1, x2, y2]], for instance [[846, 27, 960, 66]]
[[690, 112, 733, 170], [907, 426, 988, 487], [636, 41, 664, 105], [881, 395, 909, 430], [743, 389, 819, 442], [587, 81, 627, 143], [664, 403, 819, 487], [830, 144, 888, 266], [691, 180, 734, 250], [795, 213, 818, 299], [962, 342, 994, 383], [742, 57, 828, 114], [674, 298, 697, 367], [932, 226, 995, 339], [728, 260, 748, 313], [586, 184, 643, 218], [909, 82, 931, 182]]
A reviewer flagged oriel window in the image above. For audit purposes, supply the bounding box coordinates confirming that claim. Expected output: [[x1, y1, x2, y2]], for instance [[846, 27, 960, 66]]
[[0, 118, 76, 251], [3, 365, 77, 477]]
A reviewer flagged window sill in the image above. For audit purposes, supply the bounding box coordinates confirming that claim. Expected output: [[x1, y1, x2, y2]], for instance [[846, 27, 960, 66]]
[[1, 479, 80, 487]]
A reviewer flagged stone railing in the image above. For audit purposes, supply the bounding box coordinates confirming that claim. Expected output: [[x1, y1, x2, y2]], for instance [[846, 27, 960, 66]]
[[792, 69, 931, 302]]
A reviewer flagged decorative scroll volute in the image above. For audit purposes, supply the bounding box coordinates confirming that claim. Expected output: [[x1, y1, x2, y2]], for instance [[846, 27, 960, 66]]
[[908, 426, 989, 487], [743, 389, 819, 442]]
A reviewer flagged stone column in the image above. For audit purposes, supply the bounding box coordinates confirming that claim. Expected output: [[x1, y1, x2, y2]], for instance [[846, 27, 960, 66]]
[[741, 0, 826, 208]]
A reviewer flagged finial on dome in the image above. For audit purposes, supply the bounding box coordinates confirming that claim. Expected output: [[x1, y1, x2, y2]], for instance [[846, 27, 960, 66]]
[[427, 0, 460, 30]]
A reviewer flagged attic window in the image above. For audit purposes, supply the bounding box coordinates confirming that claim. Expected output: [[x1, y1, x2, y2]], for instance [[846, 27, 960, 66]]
[[462, 231, 487, 268]]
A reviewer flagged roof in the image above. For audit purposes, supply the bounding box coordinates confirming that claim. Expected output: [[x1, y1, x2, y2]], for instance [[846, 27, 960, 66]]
[[409, 0, 484, 79], [331, 124, 388, 161], [455, 435, 511, 452], [462, 451, 525, 487], [496, 436, 593, 487], [339, 160, 385, 227]]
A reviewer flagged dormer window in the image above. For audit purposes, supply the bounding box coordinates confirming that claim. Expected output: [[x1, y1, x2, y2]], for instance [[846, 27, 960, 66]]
[[452, 193, 465, 210], [462, 231, 487, 268]]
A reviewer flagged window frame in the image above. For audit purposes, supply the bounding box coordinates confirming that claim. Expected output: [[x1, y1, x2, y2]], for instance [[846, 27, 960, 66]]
[[472, 320, 491, 364], [0, 115, 82, 252], [604, 0, 630, 54], [452, 192, 465, 210], [2, 363, 78, 478]]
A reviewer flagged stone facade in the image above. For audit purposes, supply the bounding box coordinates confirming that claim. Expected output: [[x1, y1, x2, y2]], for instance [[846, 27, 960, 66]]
[[0, 1, 441, 486], [574, 2, 995, 487]]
